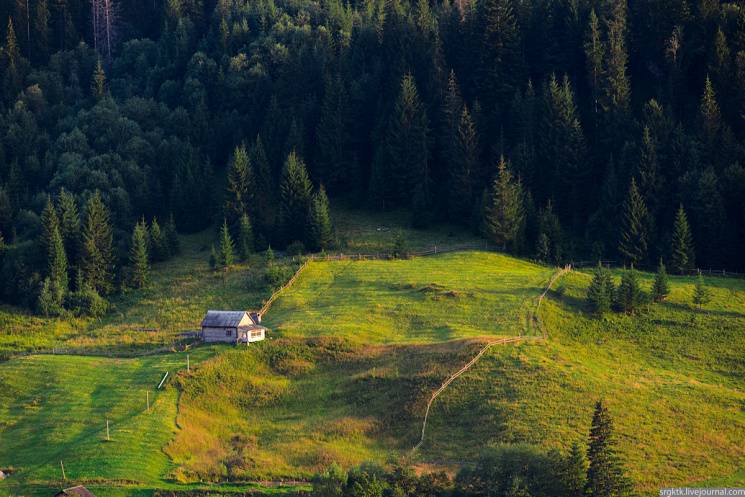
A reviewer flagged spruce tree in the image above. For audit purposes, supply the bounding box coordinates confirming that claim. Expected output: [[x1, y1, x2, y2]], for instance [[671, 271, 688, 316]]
[[386, 73, 430, 208], [34, 0, 50, 60], [449, 105, 478, 222], [700, 76, 721, 146], [586, 400, 633, 497], [41, 196, 68, 295], [237, 213, 254, 261], [149, 217, 168, 262], [4, 18, 22, 95], [279, 151, 313, 246], [57, 188, 81, 269], [652, 259, 670, 303], [562, 443, 587, 497], [584, 9, 605, 118], [618, 178, 649, 265], [616, 267, 643, 314], [603, 0, 631, 115], [225, 144, 253, 227], [479, 0, 523, 113], [129, 219, 149, 289], [40, 196, 60, 259], [82, 191, 114, 295], [484, 156, 524, 250], [250, 134, 275, 234], [217, 219, 235, 270], [693, 271, 711, 310], [316, 73, 351, 193], [587, 263, 612, 316], [38, 277, 60, 316], [670, 205, 695, 274], [308, 185, 333, 252]]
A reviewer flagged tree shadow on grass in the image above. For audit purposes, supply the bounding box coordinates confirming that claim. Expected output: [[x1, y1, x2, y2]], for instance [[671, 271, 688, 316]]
[[661, 301, 745, 320]]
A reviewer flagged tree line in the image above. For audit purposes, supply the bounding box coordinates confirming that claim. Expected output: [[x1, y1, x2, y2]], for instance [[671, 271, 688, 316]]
[[2, 0, 745, 312], [311, 400, 633, 497]]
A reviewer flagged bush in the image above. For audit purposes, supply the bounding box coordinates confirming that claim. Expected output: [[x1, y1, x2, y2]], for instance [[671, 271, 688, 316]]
[[65, 286, 109, 318], [265, 264, 295, 289], [286, 240, 306, 256]]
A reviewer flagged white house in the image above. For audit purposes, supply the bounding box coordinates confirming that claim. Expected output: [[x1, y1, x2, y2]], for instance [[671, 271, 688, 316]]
[[200, 310, 266, 344]]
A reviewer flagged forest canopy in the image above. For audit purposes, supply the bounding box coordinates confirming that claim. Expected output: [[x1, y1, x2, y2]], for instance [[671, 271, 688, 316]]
[[1, 0, 745, 311]]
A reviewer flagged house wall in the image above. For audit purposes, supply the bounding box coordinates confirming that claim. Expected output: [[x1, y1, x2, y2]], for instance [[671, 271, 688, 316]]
[[202, 326, 237, 343]]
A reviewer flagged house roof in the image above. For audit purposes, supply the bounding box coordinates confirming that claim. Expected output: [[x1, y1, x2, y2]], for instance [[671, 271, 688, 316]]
[[201, 310, 258, 328], [56, 486, 97, 497]]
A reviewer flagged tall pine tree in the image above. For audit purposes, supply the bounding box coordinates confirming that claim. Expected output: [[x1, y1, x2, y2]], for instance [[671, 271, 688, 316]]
[[82, 191, 114, 295], [670, 204, 695, 273], [586, 400, 633, 497], [618, 178, 649, 265], [279, 151, 313, 246], [484, 156, 524, 250], [129, 219, 149, 289], [307, 185, 333, 252]]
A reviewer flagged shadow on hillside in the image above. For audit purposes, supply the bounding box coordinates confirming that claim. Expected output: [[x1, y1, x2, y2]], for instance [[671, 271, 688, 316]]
[[661, 301, 745, 320]]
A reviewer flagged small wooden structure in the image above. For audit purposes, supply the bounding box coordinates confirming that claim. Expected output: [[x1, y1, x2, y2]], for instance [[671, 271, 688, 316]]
[[200, 310, 266, 344], [55, 486, 97, 497]]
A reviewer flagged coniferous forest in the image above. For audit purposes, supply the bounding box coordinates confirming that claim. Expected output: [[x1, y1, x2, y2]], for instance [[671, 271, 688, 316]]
[[1, 0, 745, 312]]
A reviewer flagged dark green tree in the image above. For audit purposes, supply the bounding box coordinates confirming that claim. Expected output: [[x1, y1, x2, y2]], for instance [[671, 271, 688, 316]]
[[217, 219, 235, 270], [616, 267, 643, 314], [670, 205, 695, 273], [316, 74, 351, 193], [562, 443, 587, 497], [449, 105, 478, 223], [129, 219, 149, 289], [479, 0, 523, 114], [308, 185, 333, 252], [587, 263, 613, 316], [249, 134, 275, 235], [225, 144, 253, 227], [584, 9, 605, 118], [652, 259, 670, 303], [386, 73, 430, 207], [692, 271, 711, 310], [82, 191, 114, 295], [603, 1, 631, 115], [237, 213, 254, 261], [92, 59, 107, 99], [484, 156, 524, 250], [279, 151, 313, 246], [618, 179, 649, 265], [57, 188, 81, 271], [586, 400, 633, 497], [149, 217, 168, 262]]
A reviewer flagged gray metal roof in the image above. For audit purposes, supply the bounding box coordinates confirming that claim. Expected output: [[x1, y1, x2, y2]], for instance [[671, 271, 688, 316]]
[[201, 310, 255, 328]]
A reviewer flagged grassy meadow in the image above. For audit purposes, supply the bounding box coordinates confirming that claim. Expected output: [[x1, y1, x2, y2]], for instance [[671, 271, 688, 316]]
[[422, 269, 745, 491], [264, 252, 554, 343]]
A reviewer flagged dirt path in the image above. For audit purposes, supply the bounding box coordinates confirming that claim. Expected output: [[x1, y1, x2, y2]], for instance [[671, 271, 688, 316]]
[[411, 265, 571, 453]]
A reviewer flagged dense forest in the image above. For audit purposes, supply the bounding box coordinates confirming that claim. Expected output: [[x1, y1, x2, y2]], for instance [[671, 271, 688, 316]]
[[1, 0, 745, 313]]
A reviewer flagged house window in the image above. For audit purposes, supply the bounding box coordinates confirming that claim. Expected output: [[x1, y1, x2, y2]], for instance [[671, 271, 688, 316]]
[[226, 329, 232, 337], [251, 330, 263, 338]]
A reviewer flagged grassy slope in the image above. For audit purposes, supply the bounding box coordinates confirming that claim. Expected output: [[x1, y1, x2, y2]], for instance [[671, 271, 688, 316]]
[[166, 338, 490, 481], [423, 269, 745, 491], [264, 252, 554, 343], [0, 231, 277, 357], [0, 347, 219, 490]]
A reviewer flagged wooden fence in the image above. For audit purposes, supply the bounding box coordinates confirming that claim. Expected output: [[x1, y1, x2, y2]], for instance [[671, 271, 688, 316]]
[[571, 260, 745, 279]]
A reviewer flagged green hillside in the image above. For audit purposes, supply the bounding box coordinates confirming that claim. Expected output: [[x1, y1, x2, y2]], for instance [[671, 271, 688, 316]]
[[1, 240, 744, 495], [264, 252, 554, 343]]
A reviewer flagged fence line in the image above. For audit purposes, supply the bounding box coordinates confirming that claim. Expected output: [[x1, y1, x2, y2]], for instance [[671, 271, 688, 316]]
[[571, 260, 745, 279]]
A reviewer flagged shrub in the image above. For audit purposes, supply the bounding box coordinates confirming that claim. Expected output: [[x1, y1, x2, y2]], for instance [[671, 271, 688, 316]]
[[286, 240, 306, 256], [65, 286, 109, 317]]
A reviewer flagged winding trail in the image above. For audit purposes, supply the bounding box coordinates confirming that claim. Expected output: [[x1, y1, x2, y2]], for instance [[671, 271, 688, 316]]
[[411, 265, 571, 453]]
